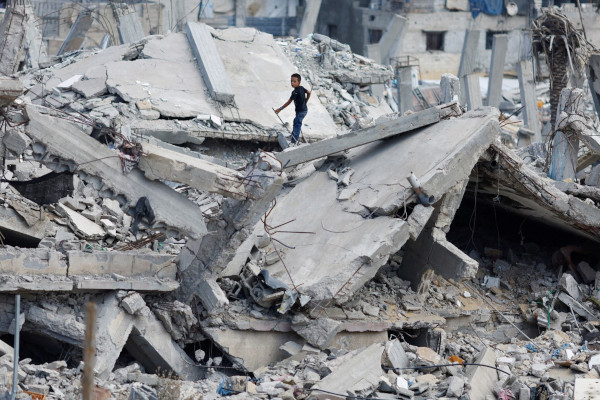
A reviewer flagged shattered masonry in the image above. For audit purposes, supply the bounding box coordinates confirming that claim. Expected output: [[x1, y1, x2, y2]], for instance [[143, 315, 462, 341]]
[[0, 1, 599, 400]]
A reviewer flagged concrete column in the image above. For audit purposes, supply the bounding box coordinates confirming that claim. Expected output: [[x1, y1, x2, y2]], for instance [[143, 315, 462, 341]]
[[235, 0, 246, 27], [58, 10, 94, 56], [378, 14, 407, 65], [549, 88, 584, 182], [440, 73, 460, 104], [517, 60, 541, 141], [397, 66, 413, 115], [464, 74, 482, 110], [486, 34, 508, 108], [458, 30, 481, 106], [299, 0, 322, 38], [588, 54, 600, 121], [0, 1, 28, 73]]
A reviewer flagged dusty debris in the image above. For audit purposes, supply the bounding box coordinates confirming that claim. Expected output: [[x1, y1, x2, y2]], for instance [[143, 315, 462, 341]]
[[1, 4, 600, 400]]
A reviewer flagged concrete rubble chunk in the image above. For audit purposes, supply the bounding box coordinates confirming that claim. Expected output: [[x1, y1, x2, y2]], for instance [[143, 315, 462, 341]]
[[25, 105, 207, 238], [446, 376, 465, 397], [71, 78, 108, 99], [382, 339, 409, 369], [465, 347, 498, 400], [57, 203, 105, 240], [26, 305, 85, 347], [558, 292, 597, 321], [292, 317, 342, 349], [197, 279, 229, 314], [94, 293, 201, 380], [313, 343, 384, 397], [415, 347, 442, 366], [119, 292, 146, 315], [560, 273, 581, 300], [4, 129, 31, 154], [577, 262, 596, 284], [185, 22, 235, 103]]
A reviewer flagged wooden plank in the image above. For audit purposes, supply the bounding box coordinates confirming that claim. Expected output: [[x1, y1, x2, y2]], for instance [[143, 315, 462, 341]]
[[486, 34, 508, 108], [517, 60, 541, 141], [276, 104, 452, 168]]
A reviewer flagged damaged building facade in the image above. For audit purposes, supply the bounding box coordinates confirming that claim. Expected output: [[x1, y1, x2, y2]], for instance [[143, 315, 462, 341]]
[[0, 0, 599, 399]]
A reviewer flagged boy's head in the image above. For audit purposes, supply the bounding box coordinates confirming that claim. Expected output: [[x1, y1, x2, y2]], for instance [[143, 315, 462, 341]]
[[291, 73, 301, 88]]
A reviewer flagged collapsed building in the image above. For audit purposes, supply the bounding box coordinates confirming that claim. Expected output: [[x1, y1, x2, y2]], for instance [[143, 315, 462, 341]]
[[0, 0, 599, 400]]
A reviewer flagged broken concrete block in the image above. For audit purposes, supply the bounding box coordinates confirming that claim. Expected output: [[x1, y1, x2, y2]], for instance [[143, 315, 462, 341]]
[[197, 279, 229, 314], [71, 78, 108, 98], [280, 341, 303, 356], [57, 202, 105, 240], [446, 376, 465, 397], [560, 273, 581, 300], [56, 75, 83, 91], [314, 343, 384, 396], [558, 292, 596, 320], [415, 347, 442, 366], [465, 347, 498, 400], [4, 128, 31, 154], [361, 302, 379, 317], [26, 305, 85, 347], [577, 262, 597, 285], [382, 339, 409, 369], [120, 292, 147, 315], [292, 318, 342, 349]]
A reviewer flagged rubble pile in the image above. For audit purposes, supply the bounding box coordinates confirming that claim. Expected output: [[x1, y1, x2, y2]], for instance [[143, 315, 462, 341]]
[[1, 2, 600, 399]]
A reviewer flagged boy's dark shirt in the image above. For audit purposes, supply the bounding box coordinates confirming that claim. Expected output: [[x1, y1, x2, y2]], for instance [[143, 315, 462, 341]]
[[290, 86, 308, 113]]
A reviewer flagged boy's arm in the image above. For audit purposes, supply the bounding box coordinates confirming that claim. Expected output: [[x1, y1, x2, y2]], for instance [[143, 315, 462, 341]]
[[306, 89, 311, 102], [275, 98, 293, 114]]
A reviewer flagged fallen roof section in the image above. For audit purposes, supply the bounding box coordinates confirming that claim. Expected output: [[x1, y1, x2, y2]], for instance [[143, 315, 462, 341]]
[[240, 108, 500, 307], [24, 105, 207, 238]]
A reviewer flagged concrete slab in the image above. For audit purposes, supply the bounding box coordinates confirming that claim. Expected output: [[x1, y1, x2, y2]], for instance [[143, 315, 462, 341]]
[[313, 343, 384, 396], [203, 327, 303, 371], [465, 348, 498, 400], [117, 11, 145, 44], [71, 78, 108, 99], [95, 293, 201, 380], [73, 278, 178, 292], [574, 379, 600, 400], [0, 206, 49, 245], [105, 59, 218, 118], [25, 105, 207, 238], [67, 251, 176, 278], [57, 203, 105, 240], [138, 142, 247, 199], [250, 109, 499, 307]]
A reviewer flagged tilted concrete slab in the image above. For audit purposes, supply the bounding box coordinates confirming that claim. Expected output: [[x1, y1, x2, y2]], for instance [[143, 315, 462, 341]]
[[246, 109, 499, 307], [0, 77, 23, 107], [25, 105, 207, 238], [212, 28, 338, 141], [0, 206, 49, 246], [313, 343, 384, 396], [185, 22, 235, 103], [95, 293, 202, 380], [67, 251, 176, 279], [138, 142, 247, 199], [105, 58, 218, 119], [476, 143, 600, 243]]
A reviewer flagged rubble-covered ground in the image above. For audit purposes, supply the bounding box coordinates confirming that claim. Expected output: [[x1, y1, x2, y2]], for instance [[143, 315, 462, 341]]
[[1, 4, 600, 400]]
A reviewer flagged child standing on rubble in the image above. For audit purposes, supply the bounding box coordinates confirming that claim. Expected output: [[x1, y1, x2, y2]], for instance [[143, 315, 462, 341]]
[[275, 73, 311, 144]]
